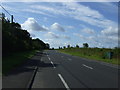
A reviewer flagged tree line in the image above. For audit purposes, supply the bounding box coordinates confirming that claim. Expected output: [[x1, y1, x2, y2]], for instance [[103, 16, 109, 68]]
[[2, 14, 50, 55], [58, 43, 89, 49]]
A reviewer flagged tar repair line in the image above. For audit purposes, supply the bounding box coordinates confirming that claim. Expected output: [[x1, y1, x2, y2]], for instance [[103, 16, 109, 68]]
[[82, 64, 93, 69], [58, 74, 70, 90]]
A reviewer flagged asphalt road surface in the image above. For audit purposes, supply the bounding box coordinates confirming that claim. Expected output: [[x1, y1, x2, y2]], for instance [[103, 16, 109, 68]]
[[32, 50, 119, 89]]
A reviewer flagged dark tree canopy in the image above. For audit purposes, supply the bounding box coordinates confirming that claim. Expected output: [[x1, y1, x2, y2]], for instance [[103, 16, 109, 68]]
[[76, 44, 79, 48], [83, 43, 89, 48], [2, 14, 49, 55], [67, 45, 70, 48]]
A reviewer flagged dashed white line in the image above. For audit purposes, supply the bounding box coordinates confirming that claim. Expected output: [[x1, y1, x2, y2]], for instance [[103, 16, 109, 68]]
[[51, 61, 56, 68], [58, 74, 70, 90], [48, 57, 51, 61], [82, 64, 93, 69]]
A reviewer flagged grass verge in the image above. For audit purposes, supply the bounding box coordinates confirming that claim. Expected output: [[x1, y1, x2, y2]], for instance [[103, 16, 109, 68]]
[[3, 50, 39, 75], [58, 49, 119, 65]]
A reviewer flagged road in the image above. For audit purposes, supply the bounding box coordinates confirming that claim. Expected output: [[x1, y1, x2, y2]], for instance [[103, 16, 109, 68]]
[[31, 50, 119, 89]]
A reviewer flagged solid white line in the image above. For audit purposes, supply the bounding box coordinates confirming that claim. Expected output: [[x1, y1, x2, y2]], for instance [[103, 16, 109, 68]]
[[51, 61, 56, 68], [82, 64, 93, 69], [58, 74, 70, 90]]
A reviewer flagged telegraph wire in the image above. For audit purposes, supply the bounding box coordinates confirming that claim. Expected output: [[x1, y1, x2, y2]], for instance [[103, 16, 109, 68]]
[[0, 4, 11, 16], [0, 4, 17, 22]]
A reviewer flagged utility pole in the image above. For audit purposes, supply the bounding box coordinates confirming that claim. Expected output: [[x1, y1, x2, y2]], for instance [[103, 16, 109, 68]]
[[11, 15, 13, 23]]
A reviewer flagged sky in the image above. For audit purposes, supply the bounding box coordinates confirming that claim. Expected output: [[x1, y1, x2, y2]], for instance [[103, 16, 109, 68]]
[[1, 1, 119, 48]]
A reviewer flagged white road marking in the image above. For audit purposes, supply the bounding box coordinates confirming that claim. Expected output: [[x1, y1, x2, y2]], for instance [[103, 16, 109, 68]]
[[82, 64, 93, 69], [48, 57, 51, 61], [58, 74, 70, 90], [61, 56, 64, 58], [51, 61, 56, 68]]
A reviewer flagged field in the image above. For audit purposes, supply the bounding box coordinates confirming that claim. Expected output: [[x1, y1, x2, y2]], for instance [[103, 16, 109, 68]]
[[3, 50, 39, 74], [58, 48, 120, 65]]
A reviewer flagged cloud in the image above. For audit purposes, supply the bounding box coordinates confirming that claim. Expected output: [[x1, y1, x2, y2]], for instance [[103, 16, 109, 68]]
[[81, 28, 95, 34], [65, 25, 74, 29], [44, 32, 71, 40], [62, 35, 71, 39], [30, 33, 36, 37], [62, 2, 117, 29], [28, 2, 117, 30], [2, 0, 119, 2], [51, 23, 65, 32], [22, 9, 53, 17], [44, 32, 60, 39], [101, 26, 118, 36], [44, 38, 64, 48], [21, 18, 48, 32], [43, 17, 48, 22], [73, 32, 118, 48]]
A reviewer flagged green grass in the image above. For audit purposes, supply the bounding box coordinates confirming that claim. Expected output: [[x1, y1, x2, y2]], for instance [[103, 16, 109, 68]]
[[3, 50, 39, 74], [58, 48, 119, 65]]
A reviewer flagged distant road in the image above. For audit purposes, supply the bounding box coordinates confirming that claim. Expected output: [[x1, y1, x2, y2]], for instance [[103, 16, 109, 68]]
[[32, 50, 119, 89]]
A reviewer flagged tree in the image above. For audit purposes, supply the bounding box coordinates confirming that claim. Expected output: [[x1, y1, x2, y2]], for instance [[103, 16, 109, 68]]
[[63, 46, 66, 49], [2, 13, 49, 55], [52, 47, 54, 50], [45, 43, 50, 49], [67, 45, 70, 48], [76, 44, 79, 48], [83, 43, 89, 48]]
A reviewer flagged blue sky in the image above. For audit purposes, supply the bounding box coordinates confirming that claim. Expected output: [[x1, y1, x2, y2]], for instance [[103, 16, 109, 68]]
[[1, 1, 118, 48]]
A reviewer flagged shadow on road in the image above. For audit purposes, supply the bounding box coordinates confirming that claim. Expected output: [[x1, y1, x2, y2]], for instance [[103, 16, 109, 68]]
[[3, 51, 58, 76], [39, 61, 58, 68]]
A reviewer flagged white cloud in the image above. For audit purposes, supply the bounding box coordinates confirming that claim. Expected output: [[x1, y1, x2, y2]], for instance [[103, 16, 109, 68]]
[[44, 32, 60, 39], [43, 17, 48, 22], [22, 9, 53, 17], [30, 33, 36, 37], [62, 35, 71, 39], [2, 0, 119, 2], [101, 26, 118, 36], [65, 25, 74, 29], [51, 23, 65, 32], [62, 2, 117, 29], [29, 2, 117, 30], [30, 5, 66, 16], [21, 18, 48, 32], [82, 28, 95, 34], [44, 38, 65, 48]]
